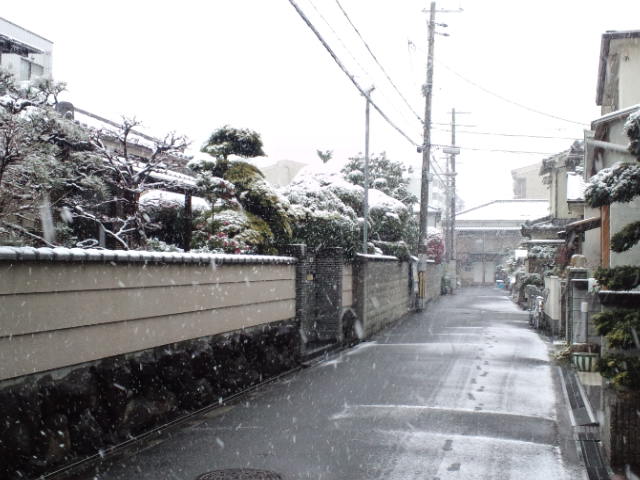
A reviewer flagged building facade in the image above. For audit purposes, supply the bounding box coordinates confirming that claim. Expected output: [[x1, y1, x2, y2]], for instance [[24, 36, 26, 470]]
[[455, 199, 549, 285], [511, 162, 549, 200], [0, 17, 52, 82]]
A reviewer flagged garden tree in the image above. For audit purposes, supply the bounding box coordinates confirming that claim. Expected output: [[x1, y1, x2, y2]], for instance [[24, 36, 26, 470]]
[[585, 109, 640, 390], [0, 70, 189, 249], [201, 125, 265, 164], [316, 149, 332, 163], [340, 152, 423, 257], [83, 117, 189, 249], [280, 171, 427, 260], [0, 72, 109, 247], [280, 172, 360, 257], [585, 110, 640, 290], [341, 152, 418, 207], [189, 129, 292, 254]]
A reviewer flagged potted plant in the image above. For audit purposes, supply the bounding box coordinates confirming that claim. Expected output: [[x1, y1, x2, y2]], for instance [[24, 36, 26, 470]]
[[570, 343, 600, 372]]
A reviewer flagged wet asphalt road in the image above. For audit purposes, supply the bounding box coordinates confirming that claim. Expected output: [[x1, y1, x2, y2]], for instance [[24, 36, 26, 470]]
[[92, 287, 584, 480]]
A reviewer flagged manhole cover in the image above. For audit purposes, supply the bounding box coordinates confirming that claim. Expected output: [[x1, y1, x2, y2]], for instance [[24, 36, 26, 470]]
[[196, 469, 283, 480]]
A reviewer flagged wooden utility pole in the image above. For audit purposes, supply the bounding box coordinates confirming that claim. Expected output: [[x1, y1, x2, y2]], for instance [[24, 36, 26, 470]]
[[362, 87, 374, 253], [418, 1, 436, 252]]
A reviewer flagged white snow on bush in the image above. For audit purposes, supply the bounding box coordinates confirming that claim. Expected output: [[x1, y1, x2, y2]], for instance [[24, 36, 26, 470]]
[[367, 189, 407, 215], [140, 190, 210, 211]]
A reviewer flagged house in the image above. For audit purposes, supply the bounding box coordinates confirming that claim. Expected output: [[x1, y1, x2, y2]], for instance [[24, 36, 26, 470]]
[[511, 162, 548, 199], [521, 141, 585, 257], [0, 17, 52, 83], [455, 199, 549, 285], [582, 30, 640, 270]]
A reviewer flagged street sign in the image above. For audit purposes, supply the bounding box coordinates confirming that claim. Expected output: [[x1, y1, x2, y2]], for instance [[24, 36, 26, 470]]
[[443, 146, 460, 155]]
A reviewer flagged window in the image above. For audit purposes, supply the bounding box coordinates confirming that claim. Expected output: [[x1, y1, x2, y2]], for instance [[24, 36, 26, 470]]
[[19, 57, 44, 81]]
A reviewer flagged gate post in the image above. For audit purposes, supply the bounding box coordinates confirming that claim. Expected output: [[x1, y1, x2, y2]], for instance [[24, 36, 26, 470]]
[[284, 244, 314, 352], [315, 247, 344, 342]]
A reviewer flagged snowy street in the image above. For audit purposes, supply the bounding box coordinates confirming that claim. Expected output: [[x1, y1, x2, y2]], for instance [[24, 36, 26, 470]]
[[89, 287, 584, 480]]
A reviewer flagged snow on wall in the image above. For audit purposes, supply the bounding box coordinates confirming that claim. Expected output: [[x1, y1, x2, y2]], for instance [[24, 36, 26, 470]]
[[0, 246, 296, 265]]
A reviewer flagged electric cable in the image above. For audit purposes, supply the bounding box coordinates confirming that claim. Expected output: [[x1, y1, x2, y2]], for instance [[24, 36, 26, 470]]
[[435, 60, 588, 126], [288, 0, 421, 148], [431, 126, 579, 141], [334, 0, 424, 124]]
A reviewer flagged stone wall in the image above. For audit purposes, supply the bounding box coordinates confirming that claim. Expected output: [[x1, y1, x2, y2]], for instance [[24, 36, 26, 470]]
[[354, 255, 411, 337], [0, 321, 300, 479]]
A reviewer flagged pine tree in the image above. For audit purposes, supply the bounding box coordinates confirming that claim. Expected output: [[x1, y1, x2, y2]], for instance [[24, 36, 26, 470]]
[[587, 109, 640, 390]]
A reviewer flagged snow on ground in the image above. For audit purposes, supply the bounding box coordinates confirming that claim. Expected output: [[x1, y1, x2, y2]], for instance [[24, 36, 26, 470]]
[[364, 430, 571, 480]]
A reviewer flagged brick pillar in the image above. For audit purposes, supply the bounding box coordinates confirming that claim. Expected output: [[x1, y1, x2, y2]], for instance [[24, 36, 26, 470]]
[[284, 244, 314, 349], [315, 247, 344, 342], [353, 254, 367, 337]]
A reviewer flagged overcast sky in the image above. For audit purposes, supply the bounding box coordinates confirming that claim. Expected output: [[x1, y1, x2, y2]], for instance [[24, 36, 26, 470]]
[[4, 0, 640, 209]]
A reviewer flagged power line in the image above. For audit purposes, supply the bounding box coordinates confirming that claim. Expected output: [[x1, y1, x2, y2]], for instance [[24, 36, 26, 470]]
[[436, 60, 588, 126], [334, 0, 424, 125], [431, 126, 579, 141], [305, 0, 373, 85], [305, 0, 419, 133], [431, 143, 558, 155], [288, 0, 421, 147]]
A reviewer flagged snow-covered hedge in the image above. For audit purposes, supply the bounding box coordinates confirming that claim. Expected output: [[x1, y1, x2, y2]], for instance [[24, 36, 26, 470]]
[[585, 163, 640, 208]]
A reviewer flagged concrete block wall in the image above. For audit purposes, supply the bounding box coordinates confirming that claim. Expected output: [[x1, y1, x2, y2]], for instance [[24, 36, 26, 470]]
[[354, 254, 411, 337], [426, 262, 445, 302]]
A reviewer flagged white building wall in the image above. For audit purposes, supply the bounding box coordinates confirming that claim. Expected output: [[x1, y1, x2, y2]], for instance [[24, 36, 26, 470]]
[[612, 37, 640, 109], [0, 17, 53, 80], [610, 197, 640, 267], [583, 204, 602, 271], [544, 276, 562, 321]]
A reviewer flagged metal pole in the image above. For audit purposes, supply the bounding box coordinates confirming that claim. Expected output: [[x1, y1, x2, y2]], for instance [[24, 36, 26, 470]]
[[418, 1, 436, 252], [363, 87, 374, 254]]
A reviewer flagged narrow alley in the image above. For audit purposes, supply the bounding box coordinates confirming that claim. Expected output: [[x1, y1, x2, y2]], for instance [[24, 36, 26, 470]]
[[92, 287, 584, 480]]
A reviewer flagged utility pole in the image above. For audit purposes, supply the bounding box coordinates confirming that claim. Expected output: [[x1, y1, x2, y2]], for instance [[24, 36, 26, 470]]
[[449, 108, 457, 261], [418, 1, 436, 253], [443, 109, 463, 287], [363, 86, 374, 254], [449, 108, 458, 287]]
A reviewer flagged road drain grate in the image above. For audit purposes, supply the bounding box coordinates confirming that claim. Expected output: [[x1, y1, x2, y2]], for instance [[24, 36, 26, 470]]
[[197, 469, 283, 480]]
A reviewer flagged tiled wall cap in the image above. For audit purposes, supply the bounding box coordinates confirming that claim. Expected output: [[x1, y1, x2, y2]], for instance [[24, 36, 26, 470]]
[[0, 246, 297, 265]]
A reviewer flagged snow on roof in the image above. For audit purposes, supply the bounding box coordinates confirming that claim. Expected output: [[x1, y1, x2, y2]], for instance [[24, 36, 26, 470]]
[[591, 104, 640, 128], [73, 108, 159, 151], [456, 199, 549, 222], [456, 226, 521, 231], [566, 172, 586, 202], [521, 239, 565, 244], [140, 190, 209, 211]]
